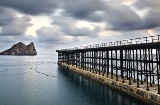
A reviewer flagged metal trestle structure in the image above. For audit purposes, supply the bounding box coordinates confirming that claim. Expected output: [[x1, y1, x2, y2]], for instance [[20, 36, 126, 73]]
[[57, 35, 160, 94]]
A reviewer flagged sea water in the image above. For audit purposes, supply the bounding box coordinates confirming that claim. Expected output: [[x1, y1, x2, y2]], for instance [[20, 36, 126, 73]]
[[0, 55, 149, 105]]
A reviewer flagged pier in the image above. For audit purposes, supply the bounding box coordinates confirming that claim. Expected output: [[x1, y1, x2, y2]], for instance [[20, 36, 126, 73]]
[[56, 35, 160, 104]]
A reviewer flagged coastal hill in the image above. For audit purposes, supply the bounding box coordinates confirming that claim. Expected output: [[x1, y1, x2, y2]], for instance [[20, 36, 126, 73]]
[[0, 42, 37, 55]]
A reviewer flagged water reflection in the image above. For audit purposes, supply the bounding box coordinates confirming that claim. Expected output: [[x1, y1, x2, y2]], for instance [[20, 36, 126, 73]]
[[0, 55, 150, 105], [59, 66, 150, 105]]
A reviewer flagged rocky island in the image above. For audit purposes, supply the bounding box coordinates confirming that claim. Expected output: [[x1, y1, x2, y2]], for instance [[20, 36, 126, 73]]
[[0, 42, 37, 55]]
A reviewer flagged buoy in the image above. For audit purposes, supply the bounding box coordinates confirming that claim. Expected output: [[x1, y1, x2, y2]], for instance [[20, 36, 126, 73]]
[[47, 75, 49, 76], [31, 68, 32, 69]]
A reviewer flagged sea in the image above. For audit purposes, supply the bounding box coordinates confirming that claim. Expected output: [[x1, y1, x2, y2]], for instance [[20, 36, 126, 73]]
[[0, 54, 149, 105]]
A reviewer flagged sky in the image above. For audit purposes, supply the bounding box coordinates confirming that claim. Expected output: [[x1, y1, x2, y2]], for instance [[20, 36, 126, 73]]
[[0, 0, 160, 54]]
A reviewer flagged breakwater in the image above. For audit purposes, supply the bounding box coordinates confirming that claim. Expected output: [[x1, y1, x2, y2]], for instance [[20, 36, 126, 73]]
[[58, 62, 160, 105]]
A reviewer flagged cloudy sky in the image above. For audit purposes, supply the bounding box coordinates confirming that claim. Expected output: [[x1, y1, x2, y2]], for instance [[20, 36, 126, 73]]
[[0, 0, 160, 54]]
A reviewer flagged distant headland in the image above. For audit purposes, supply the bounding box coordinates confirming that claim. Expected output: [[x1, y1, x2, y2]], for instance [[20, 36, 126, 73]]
[[0, 42, 37, 56]]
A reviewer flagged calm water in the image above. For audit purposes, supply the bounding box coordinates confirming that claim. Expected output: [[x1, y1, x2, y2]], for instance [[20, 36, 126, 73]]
[[0, 55, 149, 105]]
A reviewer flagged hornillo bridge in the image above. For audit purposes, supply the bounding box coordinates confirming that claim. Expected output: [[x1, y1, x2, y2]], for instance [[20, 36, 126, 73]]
[[56, 35, 160, 104]]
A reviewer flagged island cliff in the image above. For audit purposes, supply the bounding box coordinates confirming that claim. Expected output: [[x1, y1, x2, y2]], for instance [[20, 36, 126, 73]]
[[0, 42, 37, 55]]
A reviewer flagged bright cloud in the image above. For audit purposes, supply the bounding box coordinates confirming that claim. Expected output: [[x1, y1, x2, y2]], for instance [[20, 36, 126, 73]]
[[0, 0, 160, 54]]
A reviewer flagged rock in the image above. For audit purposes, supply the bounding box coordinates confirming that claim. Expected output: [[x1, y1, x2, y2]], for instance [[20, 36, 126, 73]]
[[0, 42, 37, 55]]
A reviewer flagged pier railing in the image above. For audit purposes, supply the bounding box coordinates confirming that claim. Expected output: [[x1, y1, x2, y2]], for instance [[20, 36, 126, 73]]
[[56, 35, 160, 94]]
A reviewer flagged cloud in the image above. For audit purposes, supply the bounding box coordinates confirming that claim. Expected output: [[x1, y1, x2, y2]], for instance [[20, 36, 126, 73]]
[[1, 0, 160, 54], [35, 25, 99, 49], [80, 1, 160, 31], [99, 1, 160, 31], [60, 0, 160, 31], [0, 8, 15, 26], [134, 0, 160, 10], [102, 2, 142, 31], [1, 16, 32, 36], [35, 26, 75, 53], [1, 0, 160, 32], [133, 0, 160, 30], [36, 26, 65, 43], [0, 0, 58, 15], [61, 0, 104, 19], [143, 10, 160, 29], [53, 15, 101, 37]]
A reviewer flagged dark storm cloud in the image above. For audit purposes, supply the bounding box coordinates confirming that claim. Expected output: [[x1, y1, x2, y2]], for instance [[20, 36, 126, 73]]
[[1, 0, 160, 31], [0, 0, 58, 15], [134, 0, 160, 10], [102, 2, 142, 31], [83, 1, 160, 31], [0, 16, 32, 36], [142, 10, 160, 29], [133, 0, 160, 30], [59, 0, 143, 31], [61, 1, 142, 31], [99, 1, 160, 31], [60, 0, 160, 31], [61, 0, 104, 19], [0, 8, 14, 26]]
